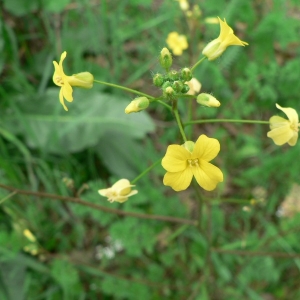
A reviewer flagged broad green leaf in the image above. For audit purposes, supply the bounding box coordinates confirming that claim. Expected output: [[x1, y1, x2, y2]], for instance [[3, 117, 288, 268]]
[[6, 88, 155, 154]]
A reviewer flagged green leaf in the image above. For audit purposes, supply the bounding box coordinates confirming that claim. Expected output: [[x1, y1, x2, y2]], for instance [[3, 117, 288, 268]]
[[6, 89, 155, 154], [3, 0, 38, 16], [41, 0, 72, 13], [0, 260, 26, 300], [109, 218, 156, 257], [51, 259, 82, 299]]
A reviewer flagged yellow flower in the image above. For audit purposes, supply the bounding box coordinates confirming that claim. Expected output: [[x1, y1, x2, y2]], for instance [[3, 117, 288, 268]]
[[166, 32, 188, 56], [186, 78, 201, 95], [202, 17, 248, 61], [162, 135, 223, 191], [53, 51, 94, 111], [267, 103, 299, 146], [175, 0, 189, 11], [98, 179, 138, 203]]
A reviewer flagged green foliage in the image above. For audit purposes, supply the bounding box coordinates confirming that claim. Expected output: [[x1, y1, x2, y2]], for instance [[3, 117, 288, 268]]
[[1, 0, 300, 299]]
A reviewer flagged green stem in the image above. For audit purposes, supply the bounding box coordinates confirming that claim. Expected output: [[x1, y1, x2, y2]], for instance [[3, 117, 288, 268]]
[[156, 100, 172, 111], [93, 79, 155, 99], [94, 79, 172, 111], [184, 119, 270, 126], [131, 159, 161, 184], [173, 100, 187, 142], [191, 56, 206, 72]]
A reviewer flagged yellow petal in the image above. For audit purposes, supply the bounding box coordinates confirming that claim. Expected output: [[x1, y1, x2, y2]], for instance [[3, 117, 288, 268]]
[[114, 196, 129, 203], [276, 103, 299, 125], [52, 61, 63, 86], [62, 82, 73, 103], [59, 88, 68, 111], [192, 134, 220, 162], [269, 116, 289, 129], [219, 17, 248, 47], [162, 145, 190, 172], [59, 51, 67, 72], [267, 125, 294, 145], [219, 18, 233, 41], [193, 160, 223, 191], [163, 168, 193, 191], [112, 179, 131, 190], [98, 187, 111, 197], [288, 132, 298, 146]]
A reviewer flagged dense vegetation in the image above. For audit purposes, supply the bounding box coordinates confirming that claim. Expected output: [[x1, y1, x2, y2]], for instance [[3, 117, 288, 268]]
[[1, 0, 300, 299]]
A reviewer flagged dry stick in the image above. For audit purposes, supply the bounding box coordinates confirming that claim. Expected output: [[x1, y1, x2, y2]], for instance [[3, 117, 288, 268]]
[[0, 183, 197, 226], [212, 248, 300, 259]]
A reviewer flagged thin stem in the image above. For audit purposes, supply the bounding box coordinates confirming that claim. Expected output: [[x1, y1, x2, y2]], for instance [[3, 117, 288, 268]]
[[0, 183, 197, 226], [131, 159, 161, 184], [93, 79, 155, 99], [191, 56, 206, 72], [93, 80, 172, 111], [212, 248, 300, 259], [173, 100, 187, 142], [0, 191, 17, 205], [156, 100, 172, 111], [184, 119, 270, 127]]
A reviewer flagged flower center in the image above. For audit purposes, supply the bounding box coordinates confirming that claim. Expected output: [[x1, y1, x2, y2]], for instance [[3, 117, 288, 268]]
[[187, 158, 199, 167], [106, 190, 118, 202], [290, 123, 299, 132], [55, 76, 64, 85]]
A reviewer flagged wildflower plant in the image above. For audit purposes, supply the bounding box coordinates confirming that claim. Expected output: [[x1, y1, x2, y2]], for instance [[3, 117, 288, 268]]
[[2, 1, 300, 299], [50, 16, 300, 204]]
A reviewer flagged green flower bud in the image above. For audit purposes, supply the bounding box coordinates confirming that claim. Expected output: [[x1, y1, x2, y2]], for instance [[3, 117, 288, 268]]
[[68, 72, 94, 89], [182, 141, 195, 153], [153, 73, 164, 87], [181, 84, 190, 94], [160, 47, 173, 69], [125, 97, 149, 114], [181, 68, 193, 81], [172, 81, 183, 93], [162, 81, 171, 89], [168, 70, 179, 81], [197, 93, 221, 107], [163, 86, 175, 99]]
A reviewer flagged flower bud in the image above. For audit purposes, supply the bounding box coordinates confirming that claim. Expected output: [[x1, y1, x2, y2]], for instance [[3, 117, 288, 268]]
[[181, 68, 193, 81], [168, 70, 179, 81], [125, 97, 149, 114], [182, 141, 195, 153], [172, 81, 183, 93], [181, 84, 190, 94], [68, 72, 94, 88], [163, 86, 175, 99], [153, 73, 164, 87], [197, 93, 221, 107], [160, 47, 173, 69], [162, 81, 171, 89]]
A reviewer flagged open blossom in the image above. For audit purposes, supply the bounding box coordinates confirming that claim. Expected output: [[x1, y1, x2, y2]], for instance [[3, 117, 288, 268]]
[[267, 103, 299, 146], [162, 135, 223, 191], [53, 51, 93, 111], [98, 179, 138, 203], [166, 32, 188, 56], [202, 17, 248, 61]]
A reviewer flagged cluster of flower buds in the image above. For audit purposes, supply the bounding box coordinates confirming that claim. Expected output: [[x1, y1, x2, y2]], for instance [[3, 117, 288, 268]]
[[154, 48, 194, 100]]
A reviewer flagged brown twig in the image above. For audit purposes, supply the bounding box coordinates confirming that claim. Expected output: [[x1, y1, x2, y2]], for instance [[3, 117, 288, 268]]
[[0, 183, 197, 226], [212, 248, 300, 259]]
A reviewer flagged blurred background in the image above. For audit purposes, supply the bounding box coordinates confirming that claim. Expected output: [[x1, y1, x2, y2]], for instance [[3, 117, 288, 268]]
[[1, 0, 300, 299]]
